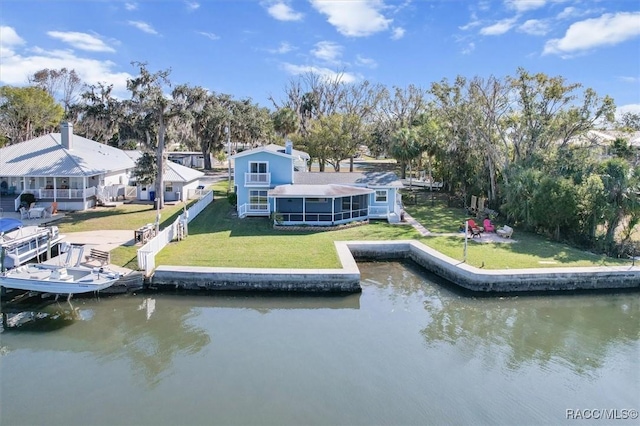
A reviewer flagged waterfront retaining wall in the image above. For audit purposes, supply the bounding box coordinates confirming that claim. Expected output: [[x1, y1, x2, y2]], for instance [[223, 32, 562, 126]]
[[150, 240, 640, 293]]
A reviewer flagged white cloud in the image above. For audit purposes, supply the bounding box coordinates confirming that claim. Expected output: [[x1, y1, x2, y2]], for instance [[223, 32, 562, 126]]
[[185, 1, 200, 11], [47, 31, 115, 53], [480, 17, 517, 35], [462, 42, 476, 55], [460, 13, 482, 31], [618, 76, 639, 84], [543, 12, 640, 56], [266, 2, 304, 22], [0, 26, 25, 47], [310, 0, 392, 37], [557, 6, 578, 20], [391, 27, 405, 40], [128, 20, 159, 35], [311, 41, 343, 64], [282, 62, 358, 83], [0, 43, 132, 97], [268, 42, 294, 54], [518, 19, 550, 36], [505, 0, 547, 12], [124, 2, 138, 11], [197, 31, 220, 41], [616, 103, 640, 118], [356, 54, 377, 68]]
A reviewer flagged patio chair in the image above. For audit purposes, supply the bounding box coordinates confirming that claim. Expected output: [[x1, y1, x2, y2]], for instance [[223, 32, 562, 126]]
[[19, 207, 29, 220], [483, 218, 495, 232], [497, 225, 514, 238], [467, 218, 484, 233], [43, 206, 53, 218]]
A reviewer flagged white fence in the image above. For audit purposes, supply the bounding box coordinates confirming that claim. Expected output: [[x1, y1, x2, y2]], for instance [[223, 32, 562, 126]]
[[137, 190, 214, 276]]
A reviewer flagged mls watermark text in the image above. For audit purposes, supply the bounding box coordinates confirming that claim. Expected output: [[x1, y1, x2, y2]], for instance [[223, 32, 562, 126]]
[[566, 409, 638, 420]]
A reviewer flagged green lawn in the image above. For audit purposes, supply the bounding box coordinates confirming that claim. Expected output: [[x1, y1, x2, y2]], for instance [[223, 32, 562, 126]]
[[402, 191, 627, 268], [58, 182, 631, 270], [55, 202, 192, 233]]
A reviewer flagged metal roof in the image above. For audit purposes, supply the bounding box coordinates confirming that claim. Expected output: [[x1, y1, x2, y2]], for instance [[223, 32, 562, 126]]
[[293, 171, 403, 188], [231, 144, 310, 160], [0, 133, 135, 177], [269, 184, 374, 197], [125, 151, 204, 183]]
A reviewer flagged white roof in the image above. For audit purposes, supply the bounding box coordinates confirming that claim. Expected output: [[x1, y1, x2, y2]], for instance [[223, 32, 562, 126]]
[[125, 151, 204, 183], [0, 133, 135, 177]]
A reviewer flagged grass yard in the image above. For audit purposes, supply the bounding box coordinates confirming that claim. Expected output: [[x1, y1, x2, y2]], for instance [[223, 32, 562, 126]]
[[153, 196, 420, 269], [55, 202, 192, 233], [402, 191, 628, 268], [57, 181, 631, 270]]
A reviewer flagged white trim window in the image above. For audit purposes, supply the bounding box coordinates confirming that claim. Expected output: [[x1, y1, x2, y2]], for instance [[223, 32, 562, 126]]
[[375, 189, 388, 203], [249, 190, 269, 211], [250, 161, 268, 174]]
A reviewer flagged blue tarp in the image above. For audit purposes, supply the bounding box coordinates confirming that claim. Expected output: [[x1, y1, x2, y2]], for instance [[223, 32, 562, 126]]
[[0, 218, 22, 233]]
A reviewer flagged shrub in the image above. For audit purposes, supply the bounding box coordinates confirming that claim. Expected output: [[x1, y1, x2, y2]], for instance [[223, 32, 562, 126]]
[[20, 193, 36, 208], [227, 192, 237, 207]]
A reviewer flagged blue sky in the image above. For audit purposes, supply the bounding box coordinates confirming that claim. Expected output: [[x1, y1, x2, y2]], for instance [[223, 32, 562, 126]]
[[1, 0, 639, 117]]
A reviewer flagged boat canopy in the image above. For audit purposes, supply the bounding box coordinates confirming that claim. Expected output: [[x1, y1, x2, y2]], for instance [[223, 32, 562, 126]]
[[0, 218, 22, 234]]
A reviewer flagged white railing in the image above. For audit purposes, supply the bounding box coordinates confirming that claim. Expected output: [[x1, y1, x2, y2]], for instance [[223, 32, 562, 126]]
[[244, 172, 270, 186], [24, 187, 97, 200], [187, 188, 208, 199], [238, 203, 248, 218], [368, 205, 389, 217], [137, 190, 213, 276]]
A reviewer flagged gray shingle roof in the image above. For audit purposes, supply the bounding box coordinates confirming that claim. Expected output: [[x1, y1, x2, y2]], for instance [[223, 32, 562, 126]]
[[293, 171, 403, 188], [0, 133, 135, 177]]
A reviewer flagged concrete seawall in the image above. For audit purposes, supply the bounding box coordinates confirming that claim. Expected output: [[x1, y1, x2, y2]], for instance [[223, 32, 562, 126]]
[[150, 240, 640, 293]]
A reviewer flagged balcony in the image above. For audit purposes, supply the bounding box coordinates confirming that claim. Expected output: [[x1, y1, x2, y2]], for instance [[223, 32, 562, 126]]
[[244, 172, 271, 187]]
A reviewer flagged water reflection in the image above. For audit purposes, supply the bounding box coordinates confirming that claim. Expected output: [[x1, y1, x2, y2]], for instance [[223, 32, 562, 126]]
[[1, 290, 361, 388], [1, 299, 80, 332], [362, 261, 640, 378]]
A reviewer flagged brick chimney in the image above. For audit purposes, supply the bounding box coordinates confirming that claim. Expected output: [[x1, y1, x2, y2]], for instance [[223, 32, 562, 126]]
[[61, 122, 73, 150]]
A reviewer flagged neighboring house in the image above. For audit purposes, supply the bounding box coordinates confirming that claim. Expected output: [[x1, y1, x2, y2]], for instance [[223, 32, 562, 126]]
[[231, 142, 404, 226], [568, 129, 640, 158], [0, 123, 135, 211], [168, 151, 210, 169], [125, 151, 204, 202]]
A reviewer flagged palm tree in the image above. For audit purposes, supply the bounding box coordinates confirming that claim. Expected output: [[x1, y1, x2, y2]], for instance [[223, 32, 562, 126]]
[[390, 127, 421, 182]]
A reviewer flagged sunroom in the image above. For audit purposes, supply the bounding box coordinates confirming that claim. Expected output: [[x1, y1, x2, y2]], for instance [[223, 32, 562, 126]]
[[269, 184, 373, 226]]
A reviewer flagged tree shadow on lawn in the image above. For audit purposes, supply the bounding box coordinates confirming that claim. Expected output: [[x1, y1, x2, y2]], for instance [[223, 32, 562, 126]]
[[57, 204, 186, 231], [498, 233, 619, 265]]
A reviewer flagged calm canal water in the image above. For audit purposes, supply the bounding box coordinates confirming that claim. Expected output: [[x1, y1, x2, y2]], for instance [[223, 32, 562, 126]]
[[1, 261, 638, 426]]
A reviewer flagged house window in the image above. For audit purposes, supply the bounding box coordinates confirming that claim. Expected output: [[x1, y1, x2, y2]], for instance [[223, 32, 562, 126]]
[[375, 190, 388, 203], [248, 162, 269, 184], [306, 198, 327, 203], [249, 190, 268, 211], [165, 184, 173, 192], [250, 162, 268, 174]]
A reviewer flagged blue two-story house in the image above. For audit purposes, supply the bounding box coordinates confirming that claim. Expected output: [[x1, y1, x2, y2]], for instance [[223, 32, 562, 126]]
[[231, 142, 404, 226]]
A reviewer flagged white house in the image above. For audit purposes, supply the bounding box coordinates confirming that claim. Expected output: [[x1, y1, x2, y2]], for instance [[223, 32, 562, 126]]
[[125, 151, 204, 203], [0, 123, 135, 211]]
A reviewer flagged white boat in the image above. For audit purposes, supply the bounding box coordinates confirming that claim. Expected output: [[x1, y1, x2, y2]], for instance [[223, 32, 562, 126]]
[[0, 218, 64, 269], [0, 263, 121, 295]]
